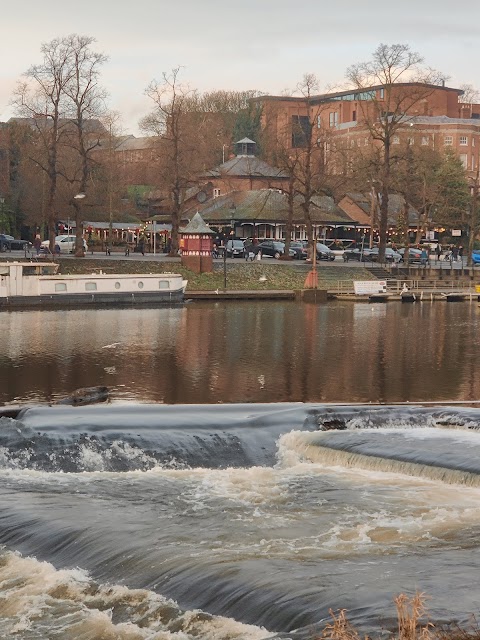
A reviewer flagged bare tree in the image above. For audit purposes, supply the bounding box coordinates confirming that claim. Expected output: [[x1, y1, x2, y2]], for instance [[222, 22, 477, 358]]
[[287, 74, 335, 260], [11, 35, 107, 253], [459, 84, 480, 104], [11, 37, 77, 247], [62, 35, 108, 256], [141, 68, 200, 255], [346, 43, 445, 261]]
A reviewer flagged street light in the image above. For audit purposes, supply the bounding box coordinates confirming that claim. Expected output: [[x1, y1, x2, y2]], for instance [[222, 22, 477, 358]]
[[73, 193, 86, 256]]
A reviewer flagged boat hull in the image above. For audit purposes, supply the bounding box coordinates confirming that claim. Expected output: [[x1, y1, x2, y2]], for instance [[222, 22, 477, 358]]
[[0, 290, 185, 309]]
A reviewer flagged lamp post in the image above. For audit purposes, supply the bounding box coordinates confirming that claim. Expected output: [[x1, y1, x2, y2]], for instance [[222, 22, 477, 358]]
[[73, 193, 86, 256]]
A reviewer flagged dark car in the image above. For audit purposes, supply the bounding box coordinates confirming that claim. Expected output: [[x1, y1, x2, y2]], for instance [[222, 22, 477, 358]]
[[316, 242, 336, 261], [398, 247, 422, 263], [343, 247, 374, 262], [10, 237, 31, 250], [257, 240, 295, 259], [369, 247, 402, 263], [289, 241, 308, 260], [0, 234, 12, 251], [225, 239, 245, 258], [296, 240, 336, 261]]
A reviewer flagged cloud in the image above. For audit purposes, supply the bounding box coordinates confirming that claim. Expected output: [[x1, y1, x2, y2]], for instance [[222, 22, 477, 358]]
[[1, 0, 479, 132]]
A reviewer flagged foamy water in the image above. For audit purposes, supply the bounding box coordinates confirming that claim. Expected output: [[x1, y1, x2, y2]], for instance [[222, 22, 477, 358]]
[[1, 405, 480, 637]]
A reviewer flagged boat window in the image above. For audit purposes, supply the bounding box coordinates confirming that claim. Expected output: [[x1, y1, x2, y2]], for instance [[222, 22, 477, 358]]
[[138, 281, 144, 289], [55, 283, 67, 292], [85, 282, 97, 291], [114, 282, 121, 289], [159, 281, 170, 289]]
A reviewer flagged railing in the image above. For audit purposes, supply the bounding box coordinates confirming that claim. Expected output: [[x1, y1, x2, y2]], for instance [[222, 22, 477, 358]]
[[329, 279, 479, 295]]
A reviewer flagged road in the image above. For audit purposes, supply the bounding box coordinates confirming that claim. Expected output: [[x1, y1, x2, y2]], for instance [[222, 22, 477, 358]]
[[2, 248, 473, 270]]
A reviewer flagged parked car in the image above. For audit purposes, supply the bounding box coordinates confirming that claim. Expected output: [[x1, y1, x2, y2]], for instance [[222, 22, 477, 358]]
[[257, 240, 295, 259], [41, 235, 88, 253], [343, 247, 372, 262], [398, 247, 422, 263], [289, 241, 308, 260], [369, 247, 402, 263], [316, 242, 336, 261], [10, 236, 31, 250], [0, 234, 13, 251], [472, 250, 480, 264], [225, 239, 245, 258], [325, 239, 356, 257]]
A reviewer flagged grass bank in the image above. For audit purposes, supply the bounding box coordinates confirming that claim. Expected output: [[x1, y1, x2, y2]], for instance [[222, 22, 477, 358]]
[[57, 259, 376, 291]]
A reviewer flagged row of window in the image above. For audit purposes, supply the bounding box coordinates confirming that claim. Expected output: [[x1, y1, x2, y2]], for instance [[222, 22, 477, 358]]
[[392, 135, 476, 146], [53, 281, 171, 292]]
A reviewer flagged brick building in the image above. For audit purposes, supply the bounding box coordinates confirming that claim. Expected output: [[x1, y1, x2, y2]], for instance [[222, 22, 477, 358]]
[[0, 124, 10, 197], [257, 83, 480, 177]]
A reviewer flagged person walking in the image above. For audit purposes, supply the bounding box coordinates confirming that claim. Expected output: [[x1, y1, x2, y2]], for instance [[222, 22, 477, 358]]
[[33, 234, 42, 256], [435, 244, 442, 261], [452, 245, 459, 262], [420, 248, 428, 267], [138, 235, 145, 256]]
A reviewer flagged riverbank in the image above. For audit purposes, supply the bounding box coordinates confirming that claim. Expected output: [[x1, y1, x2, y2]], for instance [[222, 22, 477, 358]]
[[55, 258, 376, 291]]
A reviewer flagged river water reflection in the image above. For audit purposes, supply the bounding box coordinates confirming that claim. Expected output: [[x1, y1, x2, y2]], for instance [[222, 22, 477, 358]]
[[2, 300, 479, 405]]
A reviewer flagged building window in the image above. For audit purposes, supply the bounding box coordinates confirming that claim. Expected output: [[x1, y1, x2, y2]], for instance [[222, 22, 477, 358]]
[[460, 136, 468, 146], [317, 115, 321, 128], [472, 137, 476, 147], [364, 138, 369, 146], [472, 156, 476, 171], [329, 112, 338, 127], [291, 115, 311, 148], [379, 88, 385, 99], [444, 136, 453, 145], [421, 136, 429, 146], [407, 137, 415, 146], [392, 135, 400, 145], [459, 154, 468, 168], [213, 188, 221, 198], [85, 282, 97, 291], [352, 110, 356, 121]]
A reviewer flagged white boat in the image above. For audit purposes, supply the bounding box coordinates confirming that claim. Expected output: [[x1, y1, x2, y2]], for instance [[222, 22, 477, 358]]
[[0, 262, 187, 309]]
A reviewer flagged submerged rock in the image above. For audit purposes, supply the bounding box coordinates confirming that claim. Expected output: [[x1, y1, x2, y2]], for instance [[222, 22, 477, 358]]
[[55, 386, 109, 406]]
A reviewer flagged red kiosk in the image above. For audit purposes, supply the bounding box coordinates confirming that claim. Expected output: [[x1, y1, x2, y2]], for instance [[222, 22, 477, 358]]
[[180, 212, 214, 273]]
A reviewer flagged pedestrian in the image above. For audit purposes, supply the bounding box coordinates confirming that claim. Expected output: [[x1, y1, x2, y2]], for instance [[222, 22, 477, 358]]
[[420, 248, 428, 267], [452, 246, 459, 262], [138, 235, 145, 256], [33, 234, 42, 256], [435, 244, 442, 261], [459, 245, 464, 259]]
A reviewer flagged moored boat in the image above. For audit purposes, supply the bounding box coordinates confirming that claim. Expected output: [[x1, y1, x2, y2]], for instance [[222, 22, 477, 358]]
[[0, 262, 187, 309]]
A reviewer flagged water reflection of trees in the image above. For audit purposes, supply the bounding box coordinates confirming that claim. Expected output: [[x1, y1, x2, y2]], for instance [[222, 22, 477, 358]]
[[1, 303, 479, 404]]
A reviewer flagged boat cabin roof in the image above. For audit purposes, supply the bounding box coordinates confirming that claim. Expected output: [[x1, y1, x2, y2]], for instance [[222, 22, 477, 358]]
[[0, 262, 59, 276]]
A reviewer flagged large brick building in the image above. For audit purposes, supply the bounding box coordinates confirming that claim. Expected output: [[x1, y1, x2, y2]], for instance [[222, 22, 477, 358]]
[[257, 83, 480, 176]]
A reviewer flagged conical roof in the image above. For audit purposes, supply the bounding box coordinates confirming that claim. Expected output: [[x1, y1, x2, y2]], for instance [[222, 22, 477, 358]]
[[180, 211, 214, 234]]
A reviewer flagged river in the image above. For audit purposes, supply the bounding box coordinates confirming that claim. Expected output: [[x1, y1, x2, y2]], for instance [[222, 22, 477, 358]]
[[1, 300, 480, 639]]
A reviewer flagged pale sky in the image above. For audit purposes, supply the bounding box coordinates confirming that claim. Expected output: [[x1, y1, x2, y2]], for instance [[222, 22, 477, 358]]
[[1, 0, 480, 136]]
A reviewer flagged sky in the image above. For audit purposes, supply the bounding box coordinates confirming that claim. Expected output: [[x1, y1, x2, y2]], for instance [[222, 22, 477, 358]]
[[1, 0, 480, 136]]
